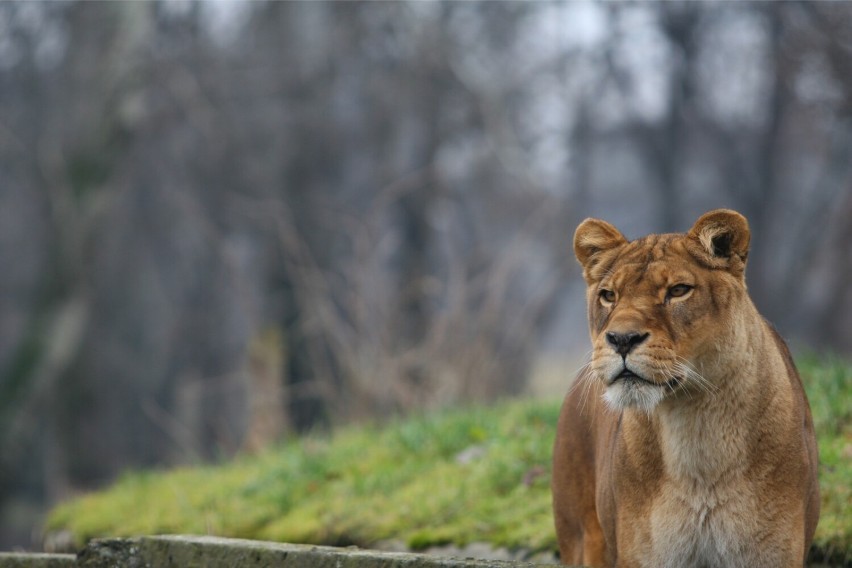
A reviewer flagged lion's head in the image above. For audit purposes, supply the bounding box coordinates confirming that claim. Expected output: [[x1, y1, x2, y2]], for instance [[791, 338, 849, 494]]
[[574, 209, 752, 413]]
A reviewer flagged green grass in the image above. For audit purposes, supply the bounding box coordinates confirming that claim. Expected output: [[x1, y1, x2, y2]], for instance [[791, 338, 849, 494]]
[[46, 400, 560, 554], [45, 358, 852, 563], [798, 356, 852, 564]]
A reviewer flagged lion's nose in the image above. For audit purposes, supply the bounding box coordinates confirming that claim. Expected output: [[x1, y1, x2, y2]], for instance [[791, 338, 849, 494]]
[[606, 331, 649, 357]]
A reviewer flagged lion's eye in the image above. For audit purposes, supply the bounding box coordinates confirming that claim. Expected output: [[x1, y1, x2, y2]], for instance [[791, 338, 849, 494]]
[[599, 289, 616, 304], [667, 284, 693, 299]]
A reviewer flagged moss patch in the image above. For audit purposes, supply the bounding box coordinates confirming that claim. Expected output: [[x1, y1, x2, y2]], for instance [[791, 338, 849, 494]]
[[46, 359, 852, 563]]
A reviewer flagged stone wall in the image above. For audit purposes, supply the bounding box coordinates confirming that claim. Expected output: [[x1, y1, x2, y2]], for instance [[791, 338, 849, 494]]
[[0, 536, 564, 568]]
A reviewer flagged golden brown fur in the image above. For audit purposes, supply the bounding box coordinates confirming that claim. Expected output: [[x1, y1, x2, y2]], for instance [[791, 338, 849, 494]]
[[552, 210, 819, 567]]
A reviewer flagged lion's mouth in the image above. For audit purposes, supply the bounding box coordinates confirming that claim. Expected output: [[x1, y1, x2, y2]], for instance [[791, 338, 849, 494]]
[[613, 369, 680, 390], [613, 369, 653, 385]]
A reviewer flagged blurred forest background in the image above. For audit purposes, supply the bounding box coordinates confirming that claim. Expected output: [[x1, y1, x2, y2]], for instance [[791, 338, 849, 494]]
[[1, 0, 852, 551]]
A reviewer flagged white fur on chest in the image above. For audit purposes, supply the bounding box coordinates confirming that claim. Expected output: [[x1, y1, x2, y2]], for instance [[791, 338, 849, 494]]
[[649, 481, 759, 568]]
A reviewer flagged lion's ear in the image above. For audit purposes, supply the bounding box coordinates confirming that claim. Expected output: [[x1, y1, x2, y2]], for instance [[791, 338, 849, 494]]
[[574, 218, 627, 281], [687, 209, 750, 275]]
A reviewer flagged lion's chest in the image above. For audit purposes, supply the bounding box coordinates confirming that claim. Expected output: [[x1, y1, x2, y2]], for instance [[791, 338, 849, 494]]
[[646, 482, 759, 568], [610, 409, 769, 567]]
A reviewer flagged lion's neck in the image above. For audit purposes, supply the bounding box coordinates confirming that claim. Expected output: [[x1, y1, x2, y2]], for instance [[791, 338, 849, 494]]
[[652, 394, 754, 487], [648, 312, 781, 486]]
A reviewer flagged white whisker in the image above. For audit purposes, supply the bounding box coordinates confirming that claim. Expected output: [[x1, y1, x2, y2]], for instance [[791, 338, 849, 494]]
[[565, 350, 597, 415], [674, 357, 717, 398]]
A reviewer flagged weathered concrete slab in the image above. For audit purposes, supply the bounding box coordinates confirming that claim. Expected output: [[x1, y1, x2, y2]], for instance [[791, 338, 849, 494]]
[[72, 536, 565, 567], [0, 553, 76, 568]]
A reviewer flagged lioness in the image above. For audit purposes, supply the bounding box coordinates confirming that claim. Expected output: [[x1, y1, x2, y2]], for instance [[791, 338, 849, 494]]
[[552, 210, 820, 567]]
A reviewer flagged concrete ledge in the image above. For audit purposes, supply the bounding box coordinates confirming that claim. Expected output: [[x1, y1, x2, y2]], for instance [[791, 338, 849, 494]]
[[69, 536, 564, 567], [0, 553, 75, 568]]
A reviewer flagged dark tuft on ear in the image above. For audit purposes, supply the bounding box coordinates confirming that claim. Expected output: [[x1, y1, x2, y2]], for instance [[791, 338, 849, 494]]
[[686, 209, 750, 276], [710, 231, 733, 257], [574, 218, 628, 282]]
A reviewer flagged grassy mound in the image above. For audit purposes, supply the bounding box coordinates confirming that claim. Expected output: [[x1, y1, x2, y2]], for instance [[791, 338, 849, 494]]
[[46, 400, 559, 554], [46, 358, 852, 563]]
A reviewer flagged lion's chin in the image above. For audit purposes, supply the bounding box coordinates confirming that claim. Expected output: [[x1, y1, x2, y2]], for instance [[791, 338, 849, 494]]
[[603, 379, 666, 414]]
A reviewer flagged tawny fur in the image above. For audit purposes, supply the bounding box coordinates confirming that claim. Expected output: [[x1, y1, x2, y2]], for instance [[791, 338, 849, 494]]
[[552, 209, 819, 568]]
